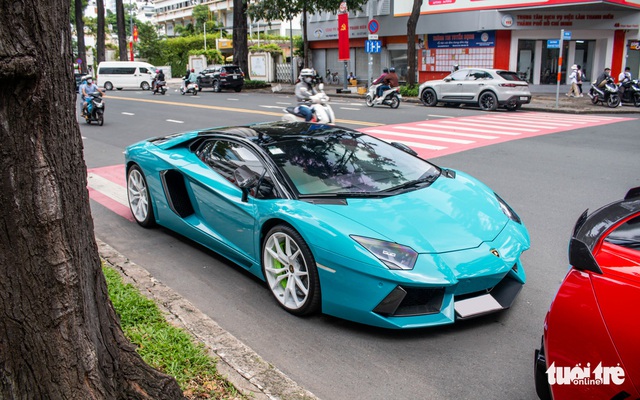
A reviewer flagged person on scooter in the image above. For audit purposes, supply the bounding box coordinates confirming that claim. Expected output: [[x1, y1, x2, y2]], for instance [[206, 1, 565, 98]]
[[294, 68, 318, 122], [81, 76, 104, 116], [153, 69, 165, 92], [376, 67, 399, 103], [590, 67, 611, 99], [618, 67, 632, 100], [372, 68, 389, 99]]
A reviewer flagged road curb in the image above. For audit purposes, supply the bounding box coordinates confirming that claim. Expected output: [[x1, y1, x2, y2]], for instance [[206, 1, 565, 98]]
[[97, 237, 319, 400]]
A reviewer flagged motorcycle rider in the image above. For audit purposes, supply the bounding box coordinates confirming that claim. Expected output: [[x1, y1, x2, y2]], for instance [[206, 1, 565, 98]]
[[153, 69, 165, 92], [590, 67, 611, 99], [182, 68, 196, 91], [294, 68, 318, 122], [81, 76, 104, 116], [618, 67, 632, 101], [375, 67, 399, 104], [372, 68, 389, 99]]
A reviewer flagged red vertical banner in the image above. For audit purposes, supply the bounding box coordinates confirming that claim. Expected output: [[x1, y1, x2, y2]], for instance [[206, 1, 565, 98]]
[[338, 2, 350, 61]]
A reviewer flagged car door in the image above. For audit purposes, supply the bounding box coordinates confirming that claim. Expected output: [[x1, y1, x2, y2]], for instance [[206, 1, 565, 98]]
[[191, 139, 277, 261], [198, 69, 212, 86], [438, 69, 469, 100], [462, 69, 493, 101]]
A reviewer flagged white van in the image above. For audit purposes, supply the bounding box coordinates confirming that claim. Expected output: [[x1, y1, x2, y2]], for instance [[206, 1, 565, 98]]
[[97, 61, 156, 91]]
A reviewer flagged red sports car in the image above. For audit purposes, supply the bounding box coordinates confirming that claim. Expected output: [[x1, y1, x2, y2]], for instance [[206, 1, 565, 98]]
[[535, 188, 640, 400]]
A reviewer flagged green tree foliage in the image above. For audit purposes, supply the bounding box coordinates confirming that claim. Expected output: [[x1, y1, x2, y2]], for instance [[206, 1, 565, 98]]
[[192, 4, 210, 32], [188, 49, 224, 65], [248, 0, 369, 67], [249, 43, 284, 56]]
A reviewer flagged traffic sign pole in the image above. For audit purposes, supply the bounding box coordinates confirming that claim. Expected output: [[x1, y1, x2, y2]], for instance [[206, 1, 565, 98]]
[[555, 29, 564, 108]]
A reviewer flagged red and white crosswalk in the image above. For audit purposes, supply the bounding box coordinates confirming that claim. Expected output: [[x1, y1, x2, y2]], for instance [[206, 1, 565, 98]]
[[88, 112, 634, 218], [360, 112, 634, 159]]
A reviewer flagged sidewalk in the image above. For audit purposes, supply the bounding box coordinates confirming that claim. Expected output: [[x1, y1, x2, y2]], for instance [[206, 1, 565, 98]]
[[260, 82, 640, 114]]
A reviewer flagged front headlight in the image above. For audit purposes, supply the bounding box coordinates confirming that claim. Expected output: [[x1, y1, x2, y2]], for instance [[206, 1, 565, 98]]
[[351, 236, 418, 270], [495, 193, 522, 224]]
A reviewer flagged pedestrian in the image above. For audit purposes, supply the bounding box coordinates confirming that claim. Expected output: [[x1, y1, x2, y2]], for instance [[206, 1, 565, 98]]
[[576, 65, 584, 97], [566, 65, 580, 97]]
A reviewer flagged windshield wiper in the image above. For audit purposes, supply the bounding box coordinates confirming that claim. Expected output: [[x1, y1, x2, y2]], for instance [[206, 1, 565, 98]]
[[382, 174, 438, 193]]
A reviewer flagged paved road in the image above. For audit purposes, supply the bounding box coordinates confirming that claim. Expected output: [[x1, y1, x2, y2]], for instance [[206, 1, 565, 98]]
[[82, 90, 640, 400]]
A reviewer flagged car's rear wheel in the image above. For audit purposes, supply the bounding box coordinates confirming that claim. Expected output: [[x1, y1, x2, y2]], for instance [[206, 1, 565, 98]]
[[213, 80, 221, 92], [104, 82, 113, 91], [234, 87, 242, 92], [421, 88, 437, 107], [141, 81, 150, 91], [127, 165, 156, 227], [262, 225, 320, 316], [479, 91, 498, 111]]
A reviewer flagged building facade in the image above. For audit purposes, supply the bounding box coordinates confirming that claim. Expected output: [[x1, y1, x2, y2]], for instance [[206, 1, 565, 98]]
[[308, 0, 640, 85]]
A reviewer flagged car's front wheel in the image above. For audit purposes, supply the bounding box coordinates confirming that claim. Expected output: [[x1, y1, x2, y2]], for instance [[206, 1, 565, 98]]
[[421, 88, 437, 107], [127, 165, 156, 227], [141, 81, 150, 91], [479, 91, 498, 111], [262, 225, 320, 316], [104, 82, 113, 91]]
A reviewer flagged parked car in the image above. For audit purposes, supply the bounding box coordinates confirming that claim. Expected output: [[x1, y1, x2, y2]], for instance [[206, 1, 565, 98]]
[[418, 68, 531, 111], [197, 65, 244, 92], [534, 187, 640, 400], [125, 121, 530, 329]]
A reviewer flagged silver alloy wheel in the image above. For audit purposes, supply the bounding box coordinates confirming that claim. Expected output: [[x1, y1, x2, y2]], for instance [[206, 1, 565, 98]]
[[127, 166, 154, 227], [263, 231, 311, 312]]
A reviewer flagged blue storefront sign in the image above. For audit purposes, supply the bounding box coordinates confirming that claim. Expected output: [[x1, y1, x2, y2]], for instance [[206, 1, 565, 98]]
[[547, 39, 560, 49], [427, 31, 495, 49]]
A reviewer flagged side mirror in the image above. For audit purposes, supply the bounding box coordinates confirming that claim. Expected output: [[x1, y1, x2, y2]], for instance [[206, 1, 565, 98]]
[[318, 83, 324, 91], [444, 77, 452, 82], [233, 165, 260, 202]]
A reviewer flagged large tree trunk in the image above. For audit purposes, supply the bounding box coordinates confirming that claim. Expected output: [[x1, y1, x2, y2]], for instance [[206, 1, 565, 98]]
[[406, 0, 423, 86], [116, 0, 128, 61], [233, 0, 250, 80], [0, 1, 183, 398], [75, 0, 87, 74], [97, 0, 106, 64]]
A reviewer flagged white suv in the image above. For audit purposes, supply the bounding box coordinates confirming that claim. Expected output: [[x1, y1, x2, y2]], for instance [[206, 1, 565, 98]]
[[418, 68, 531, 111]]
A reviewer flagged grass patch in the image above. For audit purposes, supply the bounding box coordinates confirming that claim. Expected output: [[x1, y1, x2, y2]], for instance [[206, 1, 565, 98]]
[[103, 265, 246, 399], [243, 79, 271, 89]]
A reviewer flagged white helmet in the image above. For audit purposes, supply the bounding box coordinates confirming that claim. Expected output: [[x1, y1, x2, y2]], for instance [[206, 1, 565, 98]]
[[300, 68, 315, 84]]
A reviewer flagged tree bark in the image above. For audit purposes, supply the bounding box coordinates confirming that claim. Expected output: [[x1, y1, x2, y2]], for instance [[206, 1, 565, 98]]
[[0, 1, 183, 398], [406, 0, 423, 86], [97, 0, 106, 64], [233, 0, 250, 80], [75, 0, 87, 74], [116, 0, 128, 60]]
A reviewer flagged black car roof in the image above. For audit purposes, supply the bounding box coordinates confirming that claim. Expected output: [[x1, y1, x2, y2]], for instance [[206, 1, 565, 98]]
[[198, 121, 354, 142]]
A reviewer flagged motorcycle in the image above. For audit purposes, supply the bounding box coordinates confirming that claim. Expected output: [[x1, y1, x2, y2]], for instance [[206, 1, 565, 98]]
[[618, 79, 640, 107], [82, 92, 105, 126], [588, 77, 620, 108], [282, 84, 335, 124], [152, 79, 167, 95], [366, 84, 401, 108], [180, 80, 198, 96]]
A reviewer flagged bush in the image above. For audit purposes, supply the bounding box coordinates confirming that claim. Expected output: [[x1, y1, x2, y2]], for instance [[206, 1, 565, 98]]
[[243, 79, 270, 89], [399, 84, 419, 97]]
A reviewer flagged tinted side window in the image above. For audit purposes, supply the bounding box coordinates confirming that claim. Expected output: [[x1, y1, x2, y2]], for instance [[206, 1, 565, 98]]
[[197, 140, 276, 199], [497, 71, 523, 81], [605, 215, 640, 250], [99, 67, 136, 75], [139, 67, 148, 74], [468, 70, 492, 80]]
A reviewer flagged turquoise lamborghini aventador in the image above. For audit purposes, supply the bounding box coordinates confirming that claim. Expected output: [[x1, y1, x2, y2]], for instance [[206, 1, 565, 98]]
[[124, 121, 529, 329]]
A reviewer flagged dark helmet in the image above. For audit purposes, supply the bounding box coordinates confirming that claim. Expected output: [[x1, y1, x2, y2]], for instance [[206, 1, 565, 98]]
[[383, 68, 389, 73], [389, 67, 396, 72]]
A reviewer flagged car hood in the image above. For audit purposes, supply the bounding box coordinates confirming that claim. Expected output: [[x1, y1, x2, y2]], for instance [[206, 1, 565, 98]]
[[317, 171, 510, 254]]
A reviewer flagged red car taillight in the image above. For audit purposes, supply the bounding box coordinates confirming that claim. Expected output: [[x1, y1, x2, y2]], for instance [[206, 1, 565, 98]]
[[220, 72, 228, 77]]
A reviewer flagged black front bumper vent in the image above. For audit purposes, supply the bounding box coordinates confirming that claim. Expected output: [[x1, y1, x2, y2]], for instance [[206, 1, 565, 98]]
[[373, 286, 445, 317]]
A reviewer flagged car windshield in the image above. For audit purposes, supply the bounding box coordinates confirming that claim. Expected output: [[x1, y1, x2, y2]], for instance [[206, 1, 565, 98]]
[[264, 130, 440, 196]]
